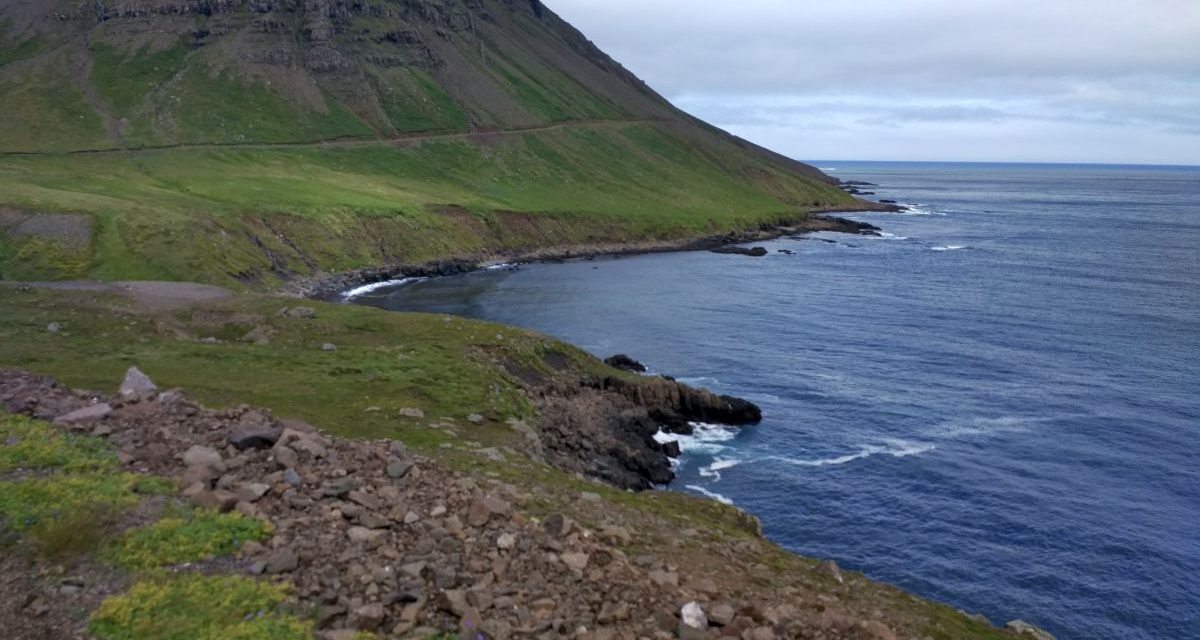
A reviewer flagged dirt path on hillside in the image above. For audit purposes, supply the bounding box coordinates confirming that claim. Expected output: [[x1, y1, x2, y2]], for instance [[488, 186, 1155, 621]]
[[0, 118, 658, 157], [4, 281, 232, 312]]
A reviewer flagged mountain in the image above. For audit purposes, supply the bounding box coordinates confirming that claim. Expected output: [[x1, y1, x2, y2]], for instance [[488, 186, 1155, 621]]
[[0, 0, 867, 285]]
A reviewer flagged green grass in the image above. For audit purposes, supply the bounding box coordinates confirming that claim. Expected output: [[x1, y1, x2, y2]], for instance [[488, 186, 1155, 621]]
[[153, 66, 375, 146], [373, 68, 470, 133], [89, 573, 311, 640], [0, 121, 858, 286], [0, 52, 112, 153], [0, 414, 118, 473], [112, 508, 273, 569], [0, 288, 603, 441], [90, 40, 190, 116]]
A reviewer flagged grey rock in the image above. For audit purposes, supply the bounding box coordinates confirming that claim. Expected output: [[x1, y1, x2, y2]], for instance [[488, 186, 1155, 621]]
[[560, 552, 589, 572], [387, 460, 414, 479], [46, 322, 62, 333], [54, 403, 112, 425], [182, 445, 223, 469], [542, 513, 573, 537], [321, 343, 337, 352], [709, 603, 735, 627], [467, 413, 485, 424], [119, 366, 158, 399], [1006, 620, 1056, 640], [496, 533, 516, 549], [237, 483, 271, 503], [283, 468, 302, 487], [398, 408, 425, 419], [229, 424, 282, 450], [348, 526, 386, 546], [681, 602, 708, 629]]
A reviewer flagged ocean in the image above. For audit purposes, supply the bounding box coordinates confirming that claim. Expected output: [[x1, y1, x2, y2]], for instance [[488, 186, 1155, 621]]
[[351, 162, 1200, 639]]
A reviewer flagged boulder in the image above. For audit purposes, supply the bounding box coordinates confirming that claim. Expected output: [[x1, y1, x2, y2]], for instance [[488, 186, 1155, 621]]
[[604, 354, 647, 373], [182, 445, 224, 469], [119, 367, 158, 399], [228, 424, 282, 450], [398, 408, 425, 419]]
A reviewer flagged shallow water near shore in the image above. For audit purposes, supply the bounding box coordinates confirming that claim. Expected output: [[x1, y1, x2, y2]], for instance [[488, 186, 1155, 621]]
[[353, 162, 1200, 640]]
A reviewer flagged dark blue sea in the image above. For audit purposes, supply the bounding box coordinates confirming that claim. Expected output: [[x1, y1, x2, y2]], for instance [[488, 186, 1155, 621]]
[[353, 162, 1200, 640]]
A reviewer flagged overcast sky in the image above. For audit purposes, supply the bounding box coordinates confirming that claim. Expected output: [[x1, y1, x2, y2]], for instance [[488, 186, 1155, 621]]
[[547, 0, 1200, 164]]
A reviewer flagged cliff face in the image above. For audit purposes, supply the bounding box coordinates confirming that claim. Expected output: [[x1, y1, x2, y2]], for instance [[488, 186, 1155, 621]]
[[3, 0, 681, 146]]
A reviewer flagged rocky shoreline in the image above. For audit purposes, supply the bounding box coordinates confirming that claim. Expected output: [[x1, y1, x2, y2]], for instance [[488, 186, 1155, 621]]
[[0, 368, 1051, 640], [289, 213, 896, 301]]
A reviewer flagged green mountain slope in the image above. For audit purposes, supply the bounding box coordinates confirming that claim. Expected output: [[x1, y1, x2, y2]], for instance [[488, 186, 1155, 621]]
[[0, 0, 866, 286]]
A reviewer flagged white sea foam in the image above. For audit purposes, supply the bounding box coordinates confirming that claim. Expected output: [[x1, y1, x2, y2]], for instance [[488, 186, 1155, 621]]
[[484, 262, 514, 271], [710, 458, 741, 471], [926, 415, 1063, 439], [898, 204, 946, 216], [685, 485, 734, 505], [771, 440, 935, 468], [655, 423, 739, 456], [876, 232, 911, 240], [931, 245, 968, 252], [342, 277, 423, 299]]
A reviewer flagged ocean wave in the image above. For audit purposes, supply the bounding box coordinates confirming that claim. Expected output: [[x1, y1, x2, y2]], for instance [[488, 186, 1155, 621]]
[[342, 277, 424, 299], [484, 262, 515, 271], [770, 440, 935, 468], [931, 245, 968, 252], [898, 205, 946, 216], [697, 457, 742, 480], [654, 423, 738, 456], [685, 485, 734, 505], [876, 232, 911, 240]]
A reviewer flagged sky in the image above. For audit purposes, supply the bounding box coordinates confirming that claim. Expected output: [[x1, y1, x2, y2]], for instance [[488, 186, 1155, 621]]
[[546, 0, 1200, 164]]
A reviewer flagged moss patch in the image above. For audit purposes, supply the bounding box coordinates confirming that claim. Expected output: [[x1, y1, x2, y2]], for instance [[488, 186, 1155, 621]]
[[89, 573, 311, 640], [112, 508, 272, 569]]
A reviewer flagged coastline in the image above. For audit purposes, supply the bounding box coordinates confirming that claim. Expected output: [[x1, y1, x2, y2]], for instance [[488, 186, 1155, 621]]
[[291, 208, 899, 300]]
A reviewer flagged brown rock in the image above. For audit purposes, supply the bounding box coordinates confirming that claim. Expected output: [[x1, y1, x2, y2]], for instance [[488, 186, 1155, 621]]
[[355, 603, 386, 631], [265, 550, 299, 574], [709, 603, 736, 627], [863, 621, 897, 640], [467, 499, 491, 527], [237, 483, 271, 503]]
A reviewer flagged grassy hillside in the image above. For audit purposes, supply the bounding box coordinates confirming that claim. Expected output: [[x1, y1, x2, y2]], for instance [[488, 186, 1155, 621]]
[[0, 0, 864, 287]]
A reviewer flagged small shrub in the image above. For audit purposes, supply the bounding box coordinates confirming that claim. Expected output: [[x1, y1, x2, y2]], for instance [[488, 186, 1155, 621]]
[[112, 508, 272, 569], [25, 503, 120, 561], [89, 573, 311, 640]]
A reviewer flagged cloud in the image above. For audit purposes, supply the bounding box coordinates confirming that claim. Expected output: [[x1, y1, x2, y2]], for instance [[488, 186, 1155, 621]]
[[547, 0, 1200, 163]]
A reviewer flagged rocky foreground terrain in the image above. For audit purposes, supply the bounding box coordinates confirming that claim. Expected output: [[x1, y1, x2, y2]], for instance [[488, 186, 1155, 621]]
[[0, 366, 1050, 640]]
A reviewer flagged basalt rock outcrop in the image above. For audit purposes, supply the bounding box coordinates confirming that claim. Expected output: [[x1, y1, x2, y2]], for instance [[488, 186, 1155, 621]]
[[529, 374, 762, 490]]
